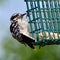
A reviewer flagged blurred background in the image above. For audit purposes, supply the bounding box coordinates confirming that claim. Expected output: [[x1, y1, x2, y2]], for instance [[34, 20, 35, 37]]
[[0, 0, 60, 60]]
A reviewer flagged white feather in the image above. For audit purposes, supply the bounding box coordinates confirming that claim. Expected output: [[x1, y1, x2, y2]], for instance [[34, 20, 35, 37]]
[[18, 18, 30, 36]]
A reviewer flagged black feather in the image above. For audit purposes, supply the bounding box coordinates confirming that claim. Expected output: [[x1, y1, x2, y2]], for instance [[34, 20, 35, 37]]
[[20, 33, 35, 49], [10, 14, 19, 20]]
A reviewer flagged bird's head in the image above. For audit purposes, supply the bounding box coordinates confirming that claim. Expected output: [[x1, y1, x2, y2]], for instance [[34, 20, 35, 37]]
[[10, 13, 26, 22]]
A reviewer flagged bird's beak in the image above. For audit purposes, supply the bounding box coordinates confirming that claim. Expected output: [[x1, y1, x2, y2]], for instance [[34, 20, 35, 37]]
[[21, 13, 26, 17]]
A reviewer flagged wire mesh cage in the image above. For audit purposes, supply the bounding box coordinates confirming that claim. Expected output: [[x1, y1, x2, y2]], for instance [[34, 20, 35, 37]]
[[24, 0, 60, 46]]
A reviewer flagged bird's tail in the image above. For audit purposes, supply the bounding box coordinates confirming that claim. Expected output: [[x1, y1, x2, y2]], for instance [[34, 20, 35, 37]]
[[21, 33, 35, 49]]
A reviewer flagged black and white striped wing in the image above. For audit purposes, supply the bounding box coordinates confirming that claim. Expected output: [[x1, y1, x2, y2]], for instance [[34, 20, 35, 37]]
[[10, 21, 35, 49]]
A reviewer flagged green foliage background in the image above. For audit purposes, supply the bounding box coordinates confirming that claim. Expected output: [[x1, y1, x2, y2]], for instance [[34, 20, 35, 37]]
[[2, 37, 60, 60]]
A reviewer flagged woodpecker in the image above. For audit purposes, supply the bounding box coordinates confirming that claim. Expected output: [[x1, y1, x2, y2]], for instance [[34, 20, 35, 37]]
[[10, 13, 35, 49]]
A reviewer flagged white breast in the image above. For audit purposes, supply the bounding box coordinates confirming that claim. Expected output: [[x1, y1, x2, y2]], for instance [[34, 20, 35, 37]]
[[18, 19, 30, 36]]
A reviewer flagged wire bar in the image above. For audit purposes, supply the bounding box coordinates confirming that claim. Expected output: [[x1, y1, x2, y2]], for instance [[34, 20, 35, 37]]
[[25, 0, 60, 46]]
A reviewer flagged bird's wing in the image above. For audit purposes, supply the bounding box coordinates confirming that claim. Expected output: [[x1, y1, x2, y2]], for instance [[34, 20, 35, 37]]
[[20, 33, 35, 49]]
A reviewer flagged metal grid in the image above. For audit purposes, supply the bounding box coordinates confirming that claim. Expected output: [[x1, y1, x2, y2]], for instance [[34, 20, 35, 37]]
[[25, 0, 60, 46]]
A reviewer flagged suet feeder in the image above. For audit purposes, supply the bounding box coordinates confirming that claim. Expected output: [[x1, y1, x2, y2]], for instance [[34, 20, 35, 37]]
[[24, 0, 60, 47]]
